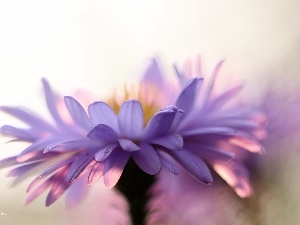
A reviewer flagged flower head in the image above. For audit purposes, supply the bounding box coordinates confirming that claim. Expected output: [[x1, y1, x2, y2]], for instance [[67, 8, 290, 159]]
[[0, 56, 266, 209], [0, 78, 183, 206]]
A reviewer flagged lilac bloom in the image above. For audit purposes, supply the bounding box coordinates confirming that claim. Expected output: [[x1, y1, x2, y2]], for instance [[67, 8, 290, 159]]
[[142, 57, 266, 197], [0, 78, 185, 206]]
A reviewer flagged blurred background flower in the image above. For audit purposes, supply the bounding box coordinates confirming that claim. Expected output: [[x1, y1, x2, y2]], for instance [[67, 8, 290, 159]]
[[0, 0, 300, 224]]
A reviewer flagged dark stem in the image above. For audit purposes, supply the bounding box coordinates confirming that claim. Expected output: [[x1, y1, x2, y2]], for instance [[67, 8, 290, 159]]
[[115, 159, 155, 225]]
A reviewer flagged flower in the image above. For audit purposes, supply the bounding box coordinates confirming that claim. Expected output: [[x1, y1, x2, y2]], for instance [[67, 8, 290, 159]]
[[0, 77, 184, 206], [0, 56, 266, 211]]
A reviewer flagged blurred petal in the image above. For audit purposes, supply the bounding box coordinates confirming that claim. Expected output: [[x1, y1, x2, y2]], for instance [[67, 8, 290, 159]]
[[175, 78, 203, 114], [212, 160, 252, 198], [142, 58, 165, 90], [64, 96, 92, 130], [42, 78, 65, 126]]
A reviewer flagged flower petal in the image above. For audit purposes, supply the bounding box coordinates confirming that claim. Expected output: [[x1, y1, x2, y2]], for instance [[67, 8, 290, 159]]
[[25, 176, 53, 205], [182, 126, 237, 136], [46, 169, 71, 206], [0, 106, 54, 131], [103, 149, 130, 188], [88, 101, 118, 132], [64, 96, 91, 130], [132, 142, 161, 175], [199, 60, 224, 108], [141, 58, 165, 90], [229, 135, 264, 153], [87, 124, 118, 143], [42, 78, 65, 126], [118, 100, 144, 139], [212, 160, 252, 198], [27, 158, 73, 193], [66, 152, 95, 183], [95, 143, 119, 161], [170, 150, 213, 184], [175, 78, 203, 114], [144, 105, 183, 138], [157, 151, 179, 175], [1, 125, 36, 141], [118, 139, 140, 152], [173, 64, 188, 86], [150, 134, 183, 151], [88, 162, 105, 185], [206, 85, 243, 110]]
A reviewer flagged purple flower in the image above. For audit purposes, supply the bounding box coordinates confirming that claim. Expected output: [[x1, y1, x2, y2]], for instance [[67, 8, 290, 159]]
[[0, 78, 184, 206], [0, 56, 266, 209]]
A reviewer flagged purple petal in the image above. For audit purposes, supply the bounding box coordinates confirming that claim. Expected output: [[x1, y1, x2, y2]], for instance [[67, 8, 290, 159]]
[[182, 126, 237, 136], [25, 176, 53, 205], [141, 58, 165, 90], [17, 139, 58, 162], [46, 169, 71, 206], [173, 64, 188, 86], [103, 149, 130, 188], [27, 158, 73, 193], [7, 162, 42, 177], [66, 153, 95, 183], [0, 156, 17, 168], [0, 106, 54, 131], [1, 125, 35, 141], [87, 124, 118, 143], [88, 162, 105, 185], [42, 78, 65, 126], [64, 96, 91, 130], [118, 139, 140, 152], [150, 134, 183, 151], [88, 101, 118, 132], [95, 143, 119, 161], [175, 78, 203, 114], [184, 142, 235, 161], [170, 150, 213, 184], [212, 160, 252, 198], [229, 135, 264, 153], [44, 139, 93, 153], [144, 105, 184, 138], [199, 60, 224, 108], [157, 151, 179, 175], [132, 142, 161, 175], [206, 85, 243, 110], [65, 176, 89, 208], [118, 100, 144, 139]]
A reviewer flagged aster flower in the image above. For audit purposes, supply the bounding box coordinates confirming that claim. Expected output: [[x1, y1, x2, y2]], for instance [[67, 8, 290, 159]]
[[0, 77, 186, 208], [0, 56, 267, 225]]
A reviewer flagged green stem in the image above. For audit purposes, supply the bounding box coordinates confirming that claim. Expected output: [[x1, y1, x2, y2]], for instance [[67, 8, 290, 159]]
[[115, 159, 155, 225]]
